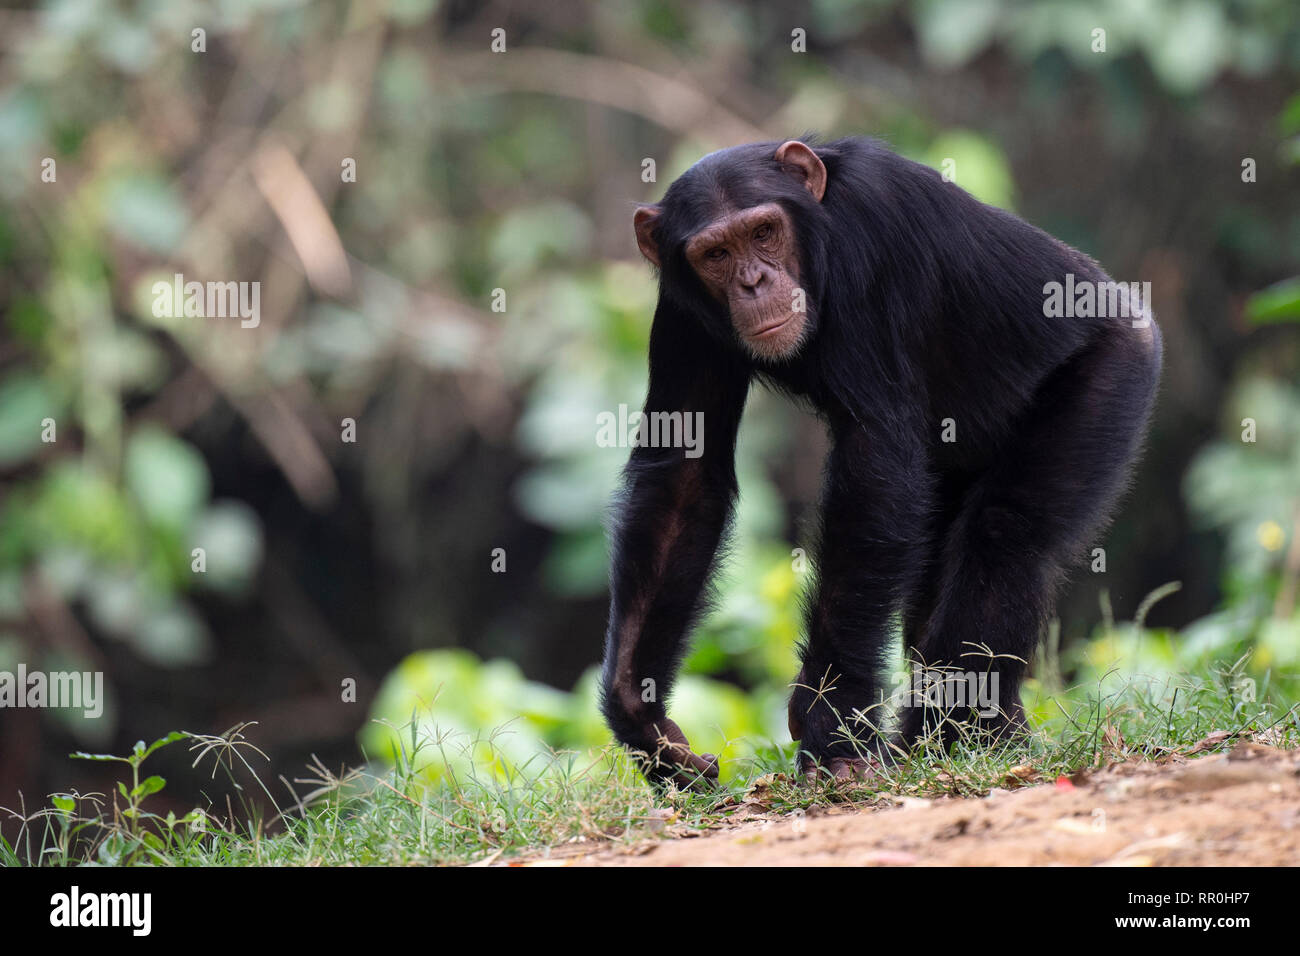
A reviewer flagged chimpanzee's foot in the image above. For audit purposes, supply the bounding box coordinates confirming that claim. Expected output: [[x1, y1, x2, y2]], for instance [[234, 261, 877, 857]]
[[898, 696, 1029, 753], [799, 753, 891, 788], [788, 664, 889, 782]]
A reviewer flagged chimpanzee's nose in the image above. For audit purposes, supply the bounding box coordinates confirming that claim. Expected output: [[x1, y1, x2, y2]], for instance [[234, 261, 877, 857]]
[[739, 264, 766, 294]]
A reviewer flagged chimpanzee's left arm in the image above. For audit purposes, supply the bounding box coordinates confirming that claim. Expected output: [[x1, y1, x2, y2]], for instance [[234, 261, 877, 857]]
[[599, 304, 751, 787]]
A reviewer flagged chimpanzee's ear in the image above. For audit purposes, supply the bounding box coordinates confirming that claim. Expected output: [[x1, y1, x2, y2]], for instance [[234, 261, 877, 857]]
[[774, 141, 827, 202], [634, 205, 662, 266]]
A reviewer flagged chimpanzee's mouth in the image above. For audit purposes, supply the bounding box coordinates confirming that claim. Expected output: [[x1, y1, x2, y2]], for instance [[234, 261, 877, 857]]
[[750, 315, 792, 338]]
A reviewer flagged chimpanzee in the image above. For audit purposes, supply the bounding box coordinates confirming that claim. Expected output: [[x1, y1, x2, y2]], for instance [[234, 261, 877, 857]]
[[599, 136, 1160, 787]]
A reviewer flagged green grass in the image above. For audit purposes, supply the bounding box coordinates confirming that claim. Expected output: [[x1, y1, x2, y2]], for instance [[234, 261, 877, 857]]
[[3, 667, 1297, 867]]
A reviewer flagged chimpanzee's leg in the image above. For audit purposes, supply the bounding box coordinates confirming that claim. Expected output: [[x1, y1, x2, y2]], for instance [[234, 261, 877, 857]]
[[900, 471, 971, 649], [789, 418, 932, 777], [900, 325, 1161, 747]]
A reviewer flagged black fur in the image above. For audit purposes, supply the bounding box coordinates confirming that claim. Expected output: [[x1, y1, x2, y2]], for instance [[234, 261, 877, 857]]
[[600, 136, 1161, 778]]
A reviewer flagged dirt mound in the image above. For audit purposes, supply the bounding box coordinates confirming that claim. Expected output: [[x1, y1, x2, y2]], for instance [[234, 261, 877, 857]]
[[557, 741, 1300, 866]]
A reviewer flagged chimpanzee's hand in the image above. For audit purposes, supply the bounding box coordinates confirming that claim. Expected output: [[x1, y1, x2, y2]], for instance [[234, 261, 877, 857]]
[[636, 716, 720, 791]]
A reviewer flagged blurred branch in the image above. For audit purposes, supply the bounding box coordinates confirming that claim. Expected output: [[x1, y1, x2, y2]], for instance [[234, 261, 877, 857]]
[[264, 562, 372, 688], [0, 11, 35, 52], [229, 387, 340, 510], [252, 142, 353, 299], [142, 341, 340, 510], [22, 572, 107, 670], [157, 5, 393, 510], [438, 48, 764, 144], [347, 255, 514, 437]]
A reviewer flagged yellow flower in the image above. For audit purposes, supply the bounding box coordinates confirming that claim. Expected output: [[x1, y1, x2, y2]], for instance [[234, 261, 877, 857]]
[[1257, 520, 1286, 552]]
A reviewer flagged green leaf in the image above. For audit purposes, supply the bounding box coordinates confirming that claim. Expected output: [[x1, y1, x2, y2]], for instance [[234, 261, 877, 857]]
[[913, 0, 1002, 70], [104, 174, 189, 254], [488, 201, 593, 278], [921, 131, 1016, 210], [0, 373, 58, 467], [139, 731, 187, 761], [132, 775, 166, 798], [124, 428, 210, 529], [97, 833, 127, 865], [188, 502, 264, 593], [1277, 93, 1300, 136], [133, 605, 212, 667], [1245, 277, 1300, 325], [70, 750, 130, 764], [1141, 0, 1230, 94], [51, 795, 76, 813]]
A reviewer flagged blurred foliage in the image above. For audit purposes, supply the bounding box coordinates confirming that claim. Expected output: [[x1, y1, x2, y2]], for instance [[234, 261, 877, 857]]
[[1184, 377, 1300, 606], [906, 0, 1296, 91], [363, 648, 774, 782]]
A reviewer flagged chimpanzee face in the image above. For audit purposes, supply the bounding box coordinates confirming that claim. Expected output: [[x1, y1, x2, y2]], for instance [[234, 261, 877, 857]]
[[634, 140, 828, 363], [681, 203, 806, 361]]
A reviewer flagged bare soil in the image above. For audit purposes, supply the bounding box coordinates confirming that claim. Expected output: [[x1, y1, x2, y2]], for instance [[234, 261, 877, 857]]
[[524, 740, 1300, 866]]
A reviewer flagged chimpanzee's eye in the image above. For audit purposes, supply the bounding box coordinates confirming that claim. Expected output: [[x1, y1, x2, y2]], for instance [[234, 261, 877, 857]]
[[753, 224, 772, 241], [707, 247, 728, 261]]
